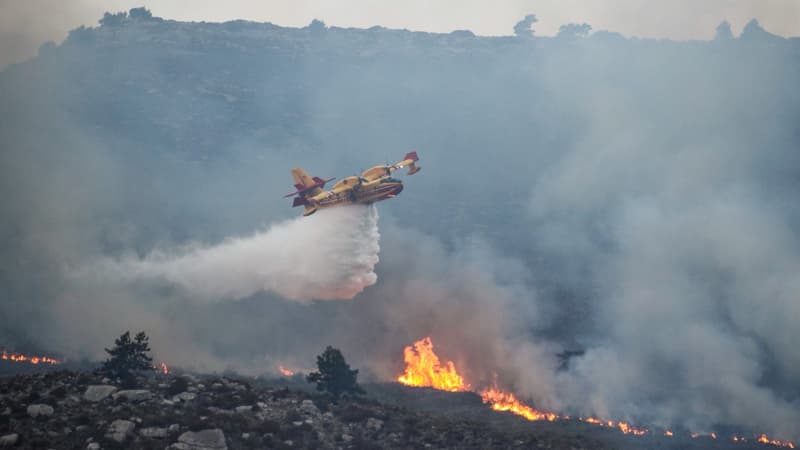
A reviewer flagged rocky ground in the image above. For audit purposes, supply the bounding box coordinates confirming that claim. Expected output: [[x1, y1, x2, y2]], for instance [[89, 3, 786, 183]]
[[0, 370, 604, 449]]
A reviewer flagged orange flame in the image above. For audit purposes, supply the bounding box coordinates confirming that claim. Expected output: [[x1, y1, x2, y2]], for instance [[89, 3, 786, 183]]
[[616, 421, 648, 436], [278, 365, 295, 376], [395, 337, 795, 448], [151, 362, 170, 374], [577, 417, 647, 435], [758, 434, 796, 448], [583, 417, 603, 426], [1, 350, 59, 365], [480, 387, 558, 421], [397, 337, 469, 392]]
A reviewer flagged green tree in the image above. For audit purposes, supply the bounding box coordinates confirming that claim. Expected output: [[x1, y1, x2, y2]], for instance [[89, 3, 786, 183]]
[[128, 7, 153, 20], [307, 346, 364, 399], [513, 14, 538, 37], [101, 331, 154, 383], [99, 11, 127, 27]]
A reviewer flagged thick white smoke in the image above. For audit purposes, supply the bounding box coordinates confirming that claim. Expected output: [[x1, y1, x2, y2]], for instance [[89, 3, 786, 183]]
[[89, 205, 380, 302]]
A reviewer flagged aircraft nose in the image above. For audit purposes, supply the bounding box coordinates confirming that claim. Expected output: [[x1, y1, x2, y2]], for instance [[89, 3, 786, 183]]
[[394, 183, 404, 195]]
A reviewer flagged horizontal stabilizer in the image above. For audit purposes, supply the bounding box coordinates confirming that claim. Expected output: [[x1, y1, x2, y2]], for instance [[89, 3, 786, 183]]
[[284, 174, 336, 198], [404, 151, 419, 162]]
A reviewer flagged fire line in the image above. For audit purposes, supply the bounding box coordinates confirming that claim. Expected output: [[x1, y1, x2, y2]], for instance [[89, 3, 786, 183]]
[[396, 337, 795, 448], [1, 350, 59, 365]]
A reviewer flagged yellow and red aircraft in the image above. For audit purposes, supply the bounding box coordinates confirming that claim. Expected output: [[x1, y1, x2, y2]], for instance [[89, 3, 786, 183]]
[[285, 151, 421, 216]]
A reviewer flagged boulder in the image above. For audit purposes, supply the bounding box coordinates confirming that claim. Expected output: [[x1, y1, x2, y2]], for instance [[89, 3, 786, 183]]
[[173, 391, 196, 402], [172, 429, 227, 450], [27, 403, 54, 417], [366, 417, 384, 431], [113, 389, 152, 402], [234, 405, 252, 414], [86, 443, 100, 450], [83, 385, 117, 402], [0, 434, 19, 447], [106, 419, 136, 442], [140, 426, 168, 438], [299, 400, 318, 415]]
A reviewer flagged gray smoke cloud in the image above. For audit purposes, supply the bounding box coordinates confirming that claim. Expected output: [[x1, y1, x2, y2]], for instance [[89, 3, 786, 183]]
[[80, 205, 380, 302], [1, 11, 799, 443], [514, 41, 800, 439]]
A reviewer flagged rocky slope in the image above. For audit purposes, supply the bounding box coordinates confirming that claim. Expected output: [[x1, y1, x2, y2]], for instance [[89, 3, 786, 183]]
[[0, 370, 604, 449]]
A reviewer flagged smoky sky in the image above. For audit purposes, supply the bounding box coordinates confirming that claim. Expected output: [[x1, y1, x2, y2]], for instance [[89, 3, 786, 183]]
[[1, 0, 800, 69], [1, 10, 799, 442]]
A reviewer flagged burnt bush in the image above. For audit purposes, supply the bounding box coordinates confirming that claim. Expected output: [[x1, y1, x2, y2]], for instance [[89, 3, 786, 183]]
[[403, 416, 421, 435], [350, 433, 382, 450], [209, 413, 251, 433], [238, 390, 258, 404], [48, 385, 67, 398], [278, 422, 313, 441], [337, 403, 373, 423], [284, 410, 302, 423], [257, 419, 281, 434], [312, 397, 331, 413], [166, 376, 189, 396], [271, 387, 290, 399]]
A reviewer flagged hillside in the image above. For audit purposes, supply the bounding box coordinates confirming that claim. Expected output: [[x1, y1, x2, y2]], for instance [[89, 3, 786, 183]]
[[1, 368, 790, 449], [1, 8, 800, 446], [0, 370, 606, 450]]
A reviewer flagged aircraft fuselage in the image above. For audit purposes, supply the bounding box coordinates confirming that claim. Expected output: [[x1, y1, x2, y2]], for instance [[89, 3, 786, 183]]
[[313, 176, 404, 210], [287, 152, 419, 216]]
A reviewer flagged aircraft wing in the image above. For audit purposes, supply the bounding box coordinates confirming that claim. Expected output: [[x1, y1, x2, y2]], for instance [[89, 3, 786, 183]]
[[390, 151, 421, 175]]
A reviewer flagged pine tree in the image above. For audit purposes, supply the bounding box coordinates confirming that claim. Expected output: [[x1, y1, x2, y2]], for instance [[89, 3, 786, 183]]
[[100, 331, 154, 382], [307, 346, 364, 400]]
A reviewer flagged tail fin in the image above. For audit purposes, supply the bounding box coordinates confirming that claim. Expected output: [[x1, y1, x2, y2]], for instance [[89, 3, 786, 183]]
[[291, 167, 323, 197], [404, 151, 421, 175]]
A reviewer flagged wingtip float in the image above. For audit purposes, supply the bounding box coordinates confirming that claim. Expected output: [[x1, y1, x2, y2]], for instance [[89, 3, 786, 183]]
[[285, 151, 421, 216]]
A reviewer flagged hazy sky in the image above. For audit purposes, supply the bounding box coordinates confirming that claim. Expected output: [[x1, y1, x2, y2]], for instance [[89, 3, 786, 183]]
[[1, 0, 798, 70]]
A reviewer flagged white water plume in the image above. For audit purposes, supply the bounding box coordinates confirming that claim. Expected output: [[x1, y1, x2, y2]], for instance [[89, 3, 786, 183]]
[[96, 205, 380, 302]]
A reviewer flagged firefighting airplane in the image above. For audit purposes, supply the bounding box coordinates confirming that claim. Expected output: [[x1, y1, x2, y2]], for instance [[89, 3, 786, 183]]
[[284, 151, 421, 216]]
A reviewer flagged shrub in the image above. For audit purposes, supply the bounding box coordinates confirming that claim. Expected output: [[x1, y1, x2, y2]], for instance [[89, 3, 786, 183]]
[[306, 346, 364, 400], [100, 331, 154, 384], [166, 377, 190, 396]]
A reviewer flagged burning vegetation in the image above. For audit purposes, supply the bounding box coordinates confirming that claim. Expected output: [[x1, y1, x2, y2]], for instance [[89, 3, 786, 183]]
[[397, 337, 469, 392], [397, 337, 796, 448], [1, 350, 59, 365], [2, 334, 797, 448]]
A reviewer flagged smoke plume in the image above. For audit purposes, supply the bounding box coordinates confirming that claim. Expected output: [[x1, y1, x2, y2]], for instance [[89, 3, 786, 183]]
[[81, 205, 380, 302], [2, 11, 799, 442]]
